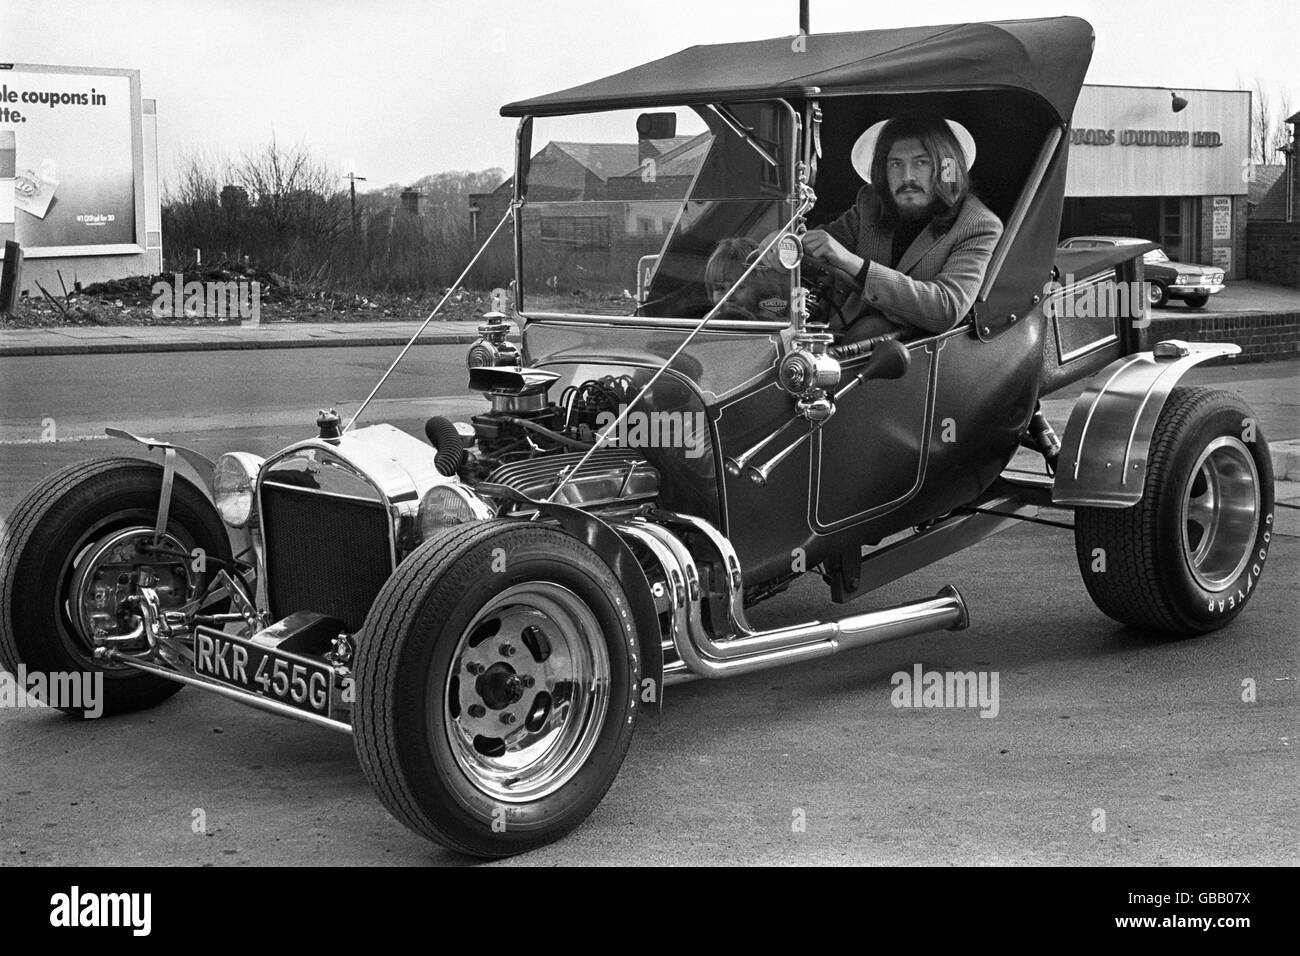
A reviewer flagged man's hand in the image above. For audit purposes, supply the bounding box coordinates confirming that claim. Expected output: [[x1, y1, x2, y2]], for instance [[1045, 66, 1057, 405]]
[[802, 229, 863, 277]]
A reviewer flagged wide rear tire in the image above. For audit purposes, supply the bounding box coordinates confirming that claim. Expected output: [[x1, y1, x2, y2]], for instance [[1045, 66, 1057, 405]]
[[1074, 387, 1274, 634]]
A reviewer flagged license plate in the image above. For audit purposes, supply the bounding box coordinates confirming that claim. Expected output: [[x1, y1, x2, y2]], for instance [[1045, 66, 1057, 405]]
[[193, 630, 333, 717]]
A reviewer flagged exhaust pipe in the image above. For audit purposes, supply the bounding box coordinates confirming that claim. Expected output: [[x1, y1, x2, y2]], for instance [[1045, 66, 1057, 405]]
[[617, 519, 968, 681]]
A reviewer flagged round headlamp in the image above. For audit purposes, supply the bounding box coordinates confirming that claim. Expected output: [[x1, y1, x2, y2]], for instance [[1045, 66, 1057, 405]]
[[213, 452, 264, 528], [418, 484, 493, 539]]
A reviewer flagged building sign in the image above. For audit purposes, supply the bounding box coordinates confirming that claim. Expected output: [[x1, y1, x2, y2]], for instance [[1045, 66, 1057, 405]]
[[1070, 129, 1223, 147], [1212, 247, 1232, 273], [1065, 86, 1249, 198], [0, 65, 139, 252], [1212, 196, 1232, 240]]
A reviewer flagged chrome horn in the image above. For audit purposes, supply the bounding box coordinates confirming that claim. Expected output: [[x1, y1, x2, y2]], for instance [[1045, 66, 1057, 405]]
[[744, 339, 911, 486], [724, 415, 802, 477]]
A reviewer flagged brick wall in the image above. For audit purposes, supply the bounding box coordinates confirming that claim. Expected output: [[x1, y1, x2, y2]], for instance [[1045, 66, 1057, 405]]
[[1138, 311, 1300, 363], [1246, 220, 1300, 287]]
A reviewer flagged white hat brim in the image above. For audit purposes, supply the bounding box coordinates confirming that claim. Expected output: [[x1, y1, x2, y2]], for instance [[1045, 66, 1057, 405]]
[[850, 118, 977, 184]]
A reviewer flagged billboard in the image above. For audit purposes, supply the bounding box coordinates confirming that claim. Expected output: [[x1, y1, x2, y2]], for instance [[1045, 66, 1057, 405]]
[[0, 64, 141, 253]]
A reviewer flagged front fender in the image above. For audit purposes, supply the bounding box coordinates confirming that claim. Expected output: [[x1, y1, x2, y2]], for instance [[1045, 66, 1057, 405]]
[[477, 483, 664, 713], [1051, 340, 1240, 508], [105, 427, 252, 555]]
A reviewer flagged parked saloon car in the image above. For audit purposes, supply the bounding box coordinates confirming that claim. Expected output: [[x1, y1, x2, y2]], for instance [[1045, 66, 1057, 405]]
[[1058, 236, 1226, 308], [0, 17, 1276, 858]]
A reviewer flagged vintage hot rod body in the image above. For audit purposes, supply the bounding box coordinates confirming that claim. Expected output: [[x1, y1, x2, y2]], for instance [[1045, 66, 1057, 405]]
[[0, 17, 1275, 856]]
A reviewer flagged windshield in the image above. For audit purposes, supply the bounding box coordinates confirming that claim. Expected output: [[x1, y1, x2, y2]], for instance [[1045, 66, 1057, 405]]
[[1143, 249, 1169, 263], [516, 101, 796, 321]]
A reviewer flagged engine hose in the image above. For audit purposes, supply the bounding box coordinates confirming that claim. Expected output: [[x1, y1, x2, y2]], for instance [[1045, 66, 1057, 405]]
[[424, 416, 465, 476], [500, 416, 595, 451]]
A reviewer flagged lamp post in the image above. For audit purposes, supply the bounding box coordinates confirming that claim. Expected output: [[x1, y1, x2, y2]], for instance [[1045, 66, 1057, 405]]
[[344, 171, 367, 234]]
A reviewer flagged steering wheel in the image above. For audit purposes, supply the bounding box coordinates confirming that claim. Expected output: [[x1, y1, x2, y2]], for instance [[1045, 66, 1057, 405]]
[[800, 258, 848, 328]]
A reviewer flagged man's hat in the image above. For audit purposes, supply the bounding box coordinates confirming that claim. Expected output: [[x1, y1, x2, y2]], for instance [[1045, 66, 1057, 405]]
[[851, 118, 977, 184]]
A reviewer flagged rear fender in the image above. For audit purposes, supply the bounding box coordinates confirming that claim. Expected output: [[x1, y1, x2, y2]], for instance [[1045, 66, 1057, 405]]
[[1051, 340, 1241, 508]]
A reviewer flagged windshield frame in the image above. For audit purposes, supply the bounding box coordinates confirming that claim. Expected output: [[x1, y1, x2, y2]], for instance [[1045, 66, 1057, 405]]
[[510, 98, 803, 332]]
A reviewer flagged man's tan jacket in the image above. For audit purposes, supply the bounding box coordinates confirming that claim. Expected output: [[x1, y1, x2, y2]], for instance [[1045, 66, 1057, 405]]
[[824, 187, 1003, 336]]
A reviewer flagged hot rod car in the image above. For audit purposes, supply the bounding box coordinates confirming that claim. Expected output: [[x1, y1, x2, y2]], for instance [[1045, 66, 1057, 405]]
[[0, 17, 1275, 857]]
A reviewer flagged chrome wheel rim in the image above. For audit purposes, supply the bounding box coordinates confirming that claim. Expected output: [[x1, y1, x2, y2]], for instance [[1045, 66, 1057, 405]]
[[65, 525, 197, 659], [1147, 284, 1163, 306], [1180, 437, 1259, 591], [443, 582, 610, 803]]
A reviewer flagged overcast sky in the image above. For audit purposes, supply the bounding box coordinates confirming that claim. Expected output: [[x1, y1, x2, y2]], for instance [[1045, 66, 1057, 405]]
[[4, 0, 1297, 190]]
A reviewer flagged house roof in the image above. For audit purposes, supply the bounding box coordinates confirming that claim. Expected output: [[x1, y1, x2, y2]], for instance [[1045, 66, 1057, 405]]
[[1288, 110, 1300, 124], [553, 136, 695, 180], [609, 132, 713, 179], [1248, 164, 1286, 206], [1252, 175, 1289, 220], [501, 17, 1094, 123]]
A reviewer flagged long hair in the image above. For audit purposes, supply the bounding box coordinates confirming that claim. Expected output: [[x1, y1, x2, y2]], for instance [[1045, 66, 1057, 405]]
[[869, 114, 971, 232]]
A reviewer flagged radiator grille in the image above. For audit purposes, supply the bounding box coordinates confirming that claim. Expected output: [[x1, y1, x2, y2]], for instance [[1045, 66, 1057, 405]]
[[260, 483, 393, 632]]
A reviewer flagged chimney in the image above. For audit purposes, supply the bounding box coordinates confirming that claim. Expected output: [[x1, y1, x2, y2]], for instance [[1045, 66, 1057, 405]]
[[400, 189, 422, 216], [220, 184, 248, 210]]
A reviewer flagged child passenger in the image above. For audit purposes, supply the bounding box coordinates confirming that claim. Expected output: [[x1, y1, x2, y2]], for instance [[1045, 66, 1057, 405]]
[[704, 237, 789, 321]]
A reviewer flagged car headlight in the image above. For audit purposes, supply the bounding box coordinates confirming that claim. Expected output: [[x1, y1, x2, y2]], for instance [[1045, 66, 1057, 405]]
[[417, 484, 494, 538], [1176, 273, 1200, 285], [213, 452, 264, 528]]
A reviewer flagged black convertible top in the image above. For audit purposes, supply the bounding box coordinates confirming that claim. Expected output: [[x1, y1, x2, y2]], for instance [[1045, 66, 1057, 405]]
[[502, 16, 1094, 122]]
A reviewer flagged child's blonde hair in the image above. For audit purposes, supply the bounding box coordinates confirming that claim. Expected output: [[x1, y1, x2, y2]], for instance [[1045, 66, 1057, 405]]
[[704, 237, 760, 291]]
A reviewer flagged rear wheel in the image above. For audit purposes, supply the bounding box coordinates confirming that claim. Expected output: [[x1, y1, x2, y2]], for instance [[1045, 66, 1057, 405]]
[[0, 457, 233, 715], [1073, 387, 1274, 634], [353, 522, 640, 857]]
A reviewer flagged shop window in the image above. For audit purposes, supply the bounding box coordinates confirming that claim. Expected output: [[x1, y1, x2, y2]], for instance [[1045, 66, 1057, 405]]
[[1160, 198, 1182, 260]]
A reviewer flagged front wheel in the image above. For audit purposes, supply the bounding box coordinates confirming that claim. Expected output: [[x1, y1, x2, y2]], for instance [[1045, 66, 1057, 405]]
[[352, 522, 641, 857], [1073, 387, 1274, 634], [1146, 282, 1169, 308], [1184, 293, 1210, 308]]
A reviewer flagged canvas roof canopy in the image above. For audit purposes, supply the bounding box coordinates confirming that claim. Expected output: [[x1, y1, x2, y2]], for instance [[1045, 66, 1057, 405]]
[[502, 16, 1094, 123]]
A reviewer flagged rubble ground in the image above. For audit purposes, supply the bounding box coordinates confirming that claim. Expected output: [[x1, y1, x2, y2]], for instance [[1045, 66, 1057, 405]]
[[2, 266, 499, 328]]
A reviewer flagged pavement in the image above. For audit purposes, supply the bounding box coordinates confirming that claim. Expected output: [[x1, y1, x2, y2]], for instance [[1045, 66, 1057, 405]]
[[0, 319, 487, 357], [1, 279, 1297, 358], [2, 308, 1297, 507]]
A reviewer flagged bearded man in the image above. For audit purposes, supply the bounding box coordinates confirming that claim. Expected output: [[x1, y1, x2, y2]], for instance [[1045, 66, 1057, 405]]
[[801, 113, 1003, 341]]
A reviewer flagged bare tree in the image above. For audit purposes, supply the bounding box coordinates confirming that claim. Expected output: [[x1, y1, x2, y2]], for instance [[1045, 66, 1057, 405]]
[[1254, 78, 1278, 165], [237, 136, 349, 245], [1277, 89, 1295, 156]]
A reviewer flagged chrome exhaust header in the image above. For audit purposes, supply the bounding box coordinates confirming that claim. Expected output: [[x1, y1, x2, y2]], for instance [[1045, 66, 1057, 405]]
[[615, 515, 968, 682]]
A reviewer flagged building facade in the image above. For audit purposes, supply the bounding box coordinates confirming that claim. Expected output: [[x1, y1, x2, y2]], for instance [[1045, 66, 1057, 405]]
[[1061, 84, 1251, 278]]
